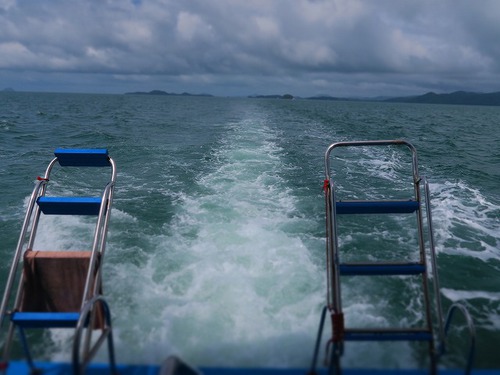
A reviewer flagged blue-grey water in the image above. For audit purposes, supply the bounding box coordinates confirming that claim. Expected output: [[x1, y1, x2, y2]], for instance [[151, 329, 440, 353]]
[[0, 92, 499, 370]]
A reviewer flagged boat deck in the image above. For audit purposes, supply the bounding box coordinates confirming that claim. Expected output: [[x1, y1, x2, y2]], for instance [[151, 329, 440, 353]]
[[5, 361, 500, 375]]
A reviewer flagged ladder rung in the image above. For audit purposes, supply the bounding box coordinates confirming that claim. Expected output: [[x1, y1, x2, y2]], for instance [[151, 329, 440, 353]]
[[344, 328, 433, 342], [55, 148, 110, 167], [339, 263, 426, 276], [336, 200, 419, 214], [37, 197, 102, 215], [11, 312, 80, 328]]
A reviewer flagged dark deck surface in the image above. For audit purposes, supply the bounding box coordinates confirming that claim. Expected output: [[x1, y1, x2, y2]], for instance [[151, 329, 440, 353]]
[[5, 361, 500, 375]]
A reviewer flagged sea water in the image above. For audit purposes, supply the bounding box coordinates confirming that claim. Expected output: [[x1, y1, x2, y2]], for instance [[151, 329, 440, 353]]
[[0, 92, 499, 369]]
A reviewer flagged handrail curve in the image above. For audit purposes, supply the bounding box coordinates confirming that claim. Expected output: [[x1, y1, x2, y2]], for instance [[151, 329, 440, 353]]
[[440, 302, 476, 375]]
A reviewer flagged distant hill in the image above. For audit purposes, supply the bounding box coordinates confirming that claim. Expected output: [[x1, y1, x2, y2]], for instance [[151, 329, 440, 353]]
[[306, 95, 354, 101], [125, 90, 213, 97], [124, 89, 500, 106], [385, 91, 500, 106], [248, 94, 294, 99]]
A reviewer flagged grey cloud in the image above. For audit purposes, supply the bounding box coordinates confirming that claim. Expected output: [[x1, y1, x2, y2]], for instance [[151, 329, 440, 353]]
[[1, 0, 499, 96]]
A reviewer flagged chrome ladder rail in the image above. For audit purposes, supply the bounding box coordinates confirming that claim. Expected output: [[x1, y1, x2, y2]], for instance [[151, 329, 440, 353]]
[[0, 149, 117, 375], [310, 140, 475, 375]]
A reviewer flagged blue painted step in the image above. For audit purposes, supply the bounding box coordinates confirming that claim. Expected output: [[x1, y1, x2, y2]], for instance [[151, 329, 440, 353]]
[[344, 328, 433, 342], [54, 148, 110, 167], [339, 263, 426, 276], [11, 312, 80, 328], [336, 200, 419, 214], [37, 197, 102, 215]]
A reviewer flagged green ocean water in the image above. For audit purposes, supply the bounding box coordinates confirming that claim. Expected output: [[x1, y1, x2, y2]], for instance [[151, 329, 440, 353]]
[[0, 92, 499, 370]]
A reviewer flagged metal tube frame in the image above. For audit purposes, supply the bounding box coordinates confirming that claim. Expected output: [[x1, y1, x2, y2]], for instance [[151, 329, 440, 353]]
[[441, 303, 476, 375], [73, 295, 117, 375], [0, 177, 48, 328], [0, 153, 116, 372], [321, 140, 444, 373], [81, 159, 116, 360]]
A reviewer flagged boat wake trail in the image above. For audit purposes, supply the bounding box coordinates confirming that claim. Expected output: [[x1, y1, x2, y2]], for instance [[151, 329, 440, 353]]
[[105, 113, 323, 367]]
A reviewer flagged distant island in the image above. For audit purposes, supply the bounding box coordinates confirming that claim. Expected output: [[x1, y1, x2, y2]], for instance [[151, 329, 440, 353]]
[[303, 91, 500, 106], [125, 90, 212, 97], [124, 89, 500, 106], [306, 95, 353, 101], [247, 91, 500, 106], [248, 94, 294, 100], [384, 91, 500, 106]]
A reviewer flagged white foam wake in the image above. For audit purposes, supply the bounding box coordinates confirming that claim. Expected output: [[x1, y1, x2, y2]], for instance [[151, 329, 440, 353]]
[[102, 115, 324, 367]]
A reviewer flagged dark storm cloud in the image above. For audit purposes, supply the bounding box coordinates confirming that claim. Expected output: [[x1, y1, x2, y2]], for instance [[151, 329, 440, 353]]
[[1, 0, 500, 96]]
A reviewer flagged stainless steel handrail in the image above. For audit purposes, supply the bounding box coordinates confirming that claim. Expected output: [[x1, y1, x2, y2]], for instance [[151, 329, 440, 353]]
[[324, 140, 418, 182], [0, 151, 117, 373], [81, 157, 117, 308], [0, 178, 47, 327], [441, 303, 476, 375], [317, 140, 448, 374], [72, 295, 117, 375], [423, 178, 445, 344], [323, 140, 422, 318]]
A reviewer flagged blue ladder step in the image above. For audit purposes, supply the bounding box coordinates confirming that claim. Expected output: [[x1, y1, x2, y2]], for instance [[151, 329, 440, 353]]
[[37, 197, 102, 215], [336, 200, 419, 214], [344, 328, 433, 342], [55, 148, 110, 167], [339, 263, 426, 276], [11, 312, 80, 328]]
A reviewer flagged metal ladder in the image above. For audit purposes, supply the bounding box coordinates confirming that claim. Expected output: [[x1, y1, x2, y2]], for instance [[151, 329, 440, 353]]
[[0, 149, 117, 375], [310, 140, 475, 374]]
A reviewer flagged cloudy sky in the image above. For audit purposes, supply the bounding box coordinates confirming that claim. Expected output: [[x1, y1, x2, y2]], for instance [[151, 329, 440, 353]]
[[1, 0, 500, 97]]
